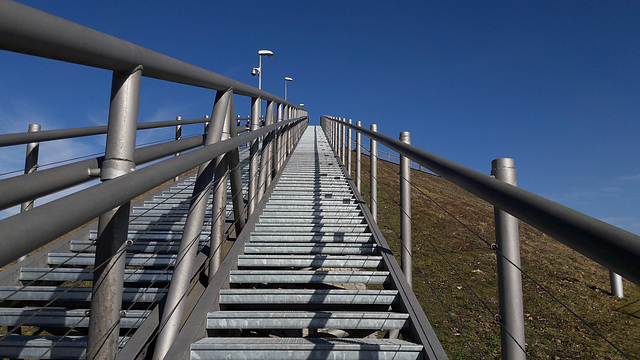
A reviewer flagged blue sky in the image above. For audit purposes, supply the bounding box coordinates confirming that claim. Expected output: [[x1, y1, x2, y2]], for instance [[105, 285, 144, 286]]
[[1, 1, 639, 235]]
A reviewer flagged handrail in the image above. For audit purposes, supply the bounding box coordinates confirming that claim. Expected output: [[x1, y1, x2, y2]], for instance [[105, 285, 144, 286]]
[[322, 115, 640, 287], [0, 0, 300, 109], [0, 134, 206, 210], [0, 116, 307, 267], [0, 117, 208, 147]]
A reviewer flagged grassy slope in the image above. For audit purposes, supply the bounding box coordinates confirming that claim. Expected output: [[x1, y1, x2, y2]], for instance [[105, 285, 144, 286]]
[[351, 151, 639, 359]]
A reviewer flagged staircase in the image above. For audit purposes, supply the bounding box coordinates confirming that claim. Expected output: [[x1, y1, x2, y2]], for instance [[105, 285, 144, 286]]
[[0, 126, 438, 359], [190, 126, 424, 359], [0, 149, 251, 359]]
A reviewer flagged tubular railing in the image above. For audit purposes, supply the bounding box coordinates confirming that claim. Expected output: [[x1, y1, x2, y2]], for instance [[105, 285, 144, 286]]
[[0, 1, 308, 359], [321, 115, 640, 359]]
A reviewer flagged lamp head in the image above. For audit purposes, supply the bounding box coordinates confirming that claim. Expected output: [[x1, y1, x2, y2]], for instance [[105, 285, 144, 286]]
[[285, 77, 293, 82], [258, 50, 274, 56]]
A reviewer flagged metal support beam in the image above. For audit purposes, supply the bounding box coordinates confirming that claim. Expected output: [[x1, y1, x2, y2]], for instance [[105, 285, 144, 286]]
[[399, 131, 412, 288], [356, 120, 362, 192], [248, 97, 260, 217], [87, 66, 141, 360], [174, 115, 182, 182], [226, 95, 247, 235], [370, 124, 378, 222], [20, 123, 40, 213], [347, 119, 352, 178], [492, 158, 526, 360], [152, 88, 232, 360], [610, 271, 624, 298]]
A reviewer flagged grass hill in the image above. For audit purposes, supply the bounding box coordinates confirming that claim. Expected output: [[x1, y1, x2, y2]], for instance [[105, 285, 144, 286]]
[[352, 152, 639, 359]]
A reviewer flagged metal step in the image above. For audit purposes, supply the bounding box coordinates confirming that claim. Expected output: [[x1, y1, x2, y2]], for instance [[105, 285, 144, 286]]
[[237, 255, 382, 269], [190, 338, 423, 360], [243, 243, 377, 255], [70, 240, 206, 254], [229, 270, 388, 284], [47, 253, 177, 267], [0, 286, 165, 303], [253, 224, 369, 233], [249, 232, 373, 243], [206, 311, 408, 330], [0, 335, 129, 360], [0, 308, 149, 328], [219, 289, 398, 306], [20, 268, 172, 284]]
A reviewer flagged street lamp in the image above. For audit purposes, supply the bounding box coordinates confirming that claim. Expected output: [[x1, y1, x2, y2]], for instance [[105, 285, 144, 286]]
[[284, 76, 293, 100], [251, 49, 274, 90]]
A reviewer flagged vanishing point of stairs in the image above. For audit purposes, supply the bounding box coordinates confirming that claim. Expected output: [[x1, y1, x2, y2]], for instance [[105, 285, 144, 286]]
[[190, 126, 423, 359]]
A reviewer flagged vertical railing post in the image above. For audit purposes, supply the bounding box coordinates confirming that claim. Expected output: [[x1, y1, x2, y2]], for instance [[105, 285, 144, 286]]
[[248, 97, 260, 217], [492, 157, 526, 360], [356, 120, 362, 192], [370, 124, 378, 222], [17, 123, 41, 262], [340, 118, 347, 166], [87, 66, 142, 360], [347, 119, 352, 178], [153, 89, 232, 360], [204, 114, 210, 136], [20, 123, 41, 213], [174, 115, 182, 182], [399, 131, 412, 288], [610, 271, 624, 298], [225, 95, 247, 235]]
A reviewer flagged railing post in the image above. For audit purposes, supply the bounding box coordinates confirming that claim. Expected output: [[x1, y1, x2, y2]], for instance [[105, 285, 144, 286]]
[[340, 118, 347, 165], [248, 97, 260, 217], [87, 66, 141, 360], [204, 114, 210, 136], [17, 123, 41, 262], [153, 88, 232, 360], [492, 157, 526, 360], [370, 124, 378, 222], [174, 115, 182, 182], [610, 271, 624, 298], [356, 120, 362, 191], [20, 123, 41, 213], [347, 119, 352, 178], [399, 131, 412, 288]]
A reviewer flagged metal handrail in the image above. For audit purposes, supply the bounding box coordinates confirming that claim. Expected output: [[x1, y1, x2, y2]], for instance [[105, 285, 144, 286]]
[[322, 115, 640, 287], [0, 134, 206, 210], [0, 116, 306, 267], [0, 0, 300, 109], [0, 117, 208, 147]]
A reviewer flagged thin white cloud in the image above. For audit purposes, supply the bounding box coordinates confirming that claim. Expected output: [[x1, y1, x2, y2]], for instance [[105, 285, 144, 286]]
[[619, 174, 640, 181]]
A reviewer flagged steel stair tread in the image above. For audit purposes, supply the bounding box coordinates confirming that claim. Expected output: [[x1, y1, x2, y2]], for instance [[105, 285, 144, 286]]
[[47, 253, 177, 267], [0, 335, 129, 359], [0, 286, 165, 303], [20, 267, 172, 283], [190, 338, 423, 360], [219, 289, 398, 305], [229, 270, 389, 284], [206, 311, 408, 329], [0, 308, 149, 328], [237, 255, 382, 268]]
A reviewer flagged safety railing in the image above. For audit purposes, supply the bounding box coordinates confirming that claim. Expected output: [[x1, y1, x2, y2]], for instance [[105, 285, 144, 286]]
[[0, 1, 308, 359], [321, 115, 640, 359]]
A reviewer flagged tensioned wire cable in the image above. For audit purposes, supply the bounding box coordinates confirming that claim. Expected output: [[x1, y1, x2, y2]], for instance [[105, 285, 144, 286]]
[[0, 137, 179, 178], [0, 148, 244, 352], [350, 151, 482, 359], [3, 125, 300, 354], [361, 135, 632, 359]]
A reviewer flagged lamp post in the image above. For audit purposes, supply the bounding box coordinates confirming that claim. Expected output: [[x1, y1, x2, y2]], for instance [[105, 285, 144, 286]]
[[284, 76, 293, 100], [252, 49, 274, 90]]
